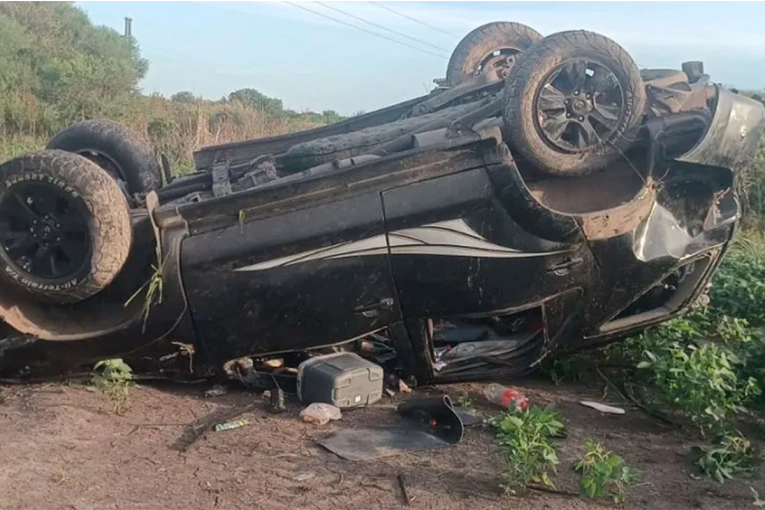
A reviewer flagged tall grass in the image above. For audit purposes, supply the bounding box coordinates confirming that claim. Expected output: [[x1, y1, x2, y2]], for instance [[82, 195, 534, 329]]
[[0, 93, 329, 175]]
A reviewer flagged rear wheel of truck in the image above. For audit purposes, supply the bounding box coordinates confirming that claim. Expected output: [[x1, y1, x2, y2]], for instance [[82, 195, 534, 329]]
[[0, 150, 133, 304], [446, 22, 543, 86], [502, 30, 646, 176], [46, 120, 161, 197]]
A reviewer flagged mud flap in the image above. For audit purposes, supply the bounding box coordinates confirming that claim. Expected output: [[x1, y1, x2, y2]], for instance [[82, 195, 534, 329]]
[[316, 395, 464, 461]]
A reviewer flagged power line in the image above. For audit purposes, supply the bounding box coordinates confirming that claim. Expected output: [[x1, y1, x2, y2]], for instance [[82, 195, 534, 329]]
[[314, 1, 448, 53], [368, 1, 460, 38], [282, 1, 448, 60]]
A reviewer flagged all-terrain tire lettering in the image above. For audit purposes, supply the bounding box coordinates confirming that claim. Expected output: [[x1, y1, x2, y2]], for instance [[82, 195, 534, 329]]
[[0, 150, 132, 304]]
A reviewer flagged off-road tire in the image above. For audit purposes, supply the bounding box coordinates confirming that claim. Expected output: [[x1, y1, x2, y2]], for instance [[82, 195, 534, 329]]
[[446, 22, 543, 86], [502, 30, 646, 176], [47, 120, 161, 195], [0, 150, 133, 303]]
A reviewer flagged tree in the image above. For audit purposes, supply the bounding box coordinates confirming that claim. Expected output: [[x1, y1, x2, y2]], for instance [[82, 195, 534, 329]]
[[0, 2, 148, 133], [227, 88, 283, 117], [171, 91, 198, 103], [321, 109, 344, 124]]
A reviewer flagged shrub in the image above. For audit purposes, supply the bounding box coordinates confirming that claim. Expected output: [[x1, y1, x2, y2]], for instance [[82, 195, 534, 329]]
[[488, 405, 565, 493], [691, 431, 761, 483], [574, 440, 640, 504], [638, 340, 760, 433]]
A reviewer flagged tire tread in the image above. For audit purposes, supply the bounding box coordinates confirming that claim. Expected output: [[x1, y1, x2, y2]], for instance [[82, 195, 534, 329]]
[[502, 30, 646, 176], [446, 22, 543, 86], [47, 120, 161, 194], [0, 150, 132, 303]]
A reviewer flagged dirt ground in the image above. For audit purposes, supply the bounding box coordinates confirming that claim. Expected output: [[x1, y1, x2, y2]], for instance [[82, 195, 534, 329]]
[[0, 375, 762, 510]]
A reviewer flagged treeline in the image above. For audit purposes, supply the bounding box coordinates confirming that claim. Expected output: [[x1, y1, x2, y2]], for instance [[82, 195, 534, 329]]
[[0, 2, 344, 172]]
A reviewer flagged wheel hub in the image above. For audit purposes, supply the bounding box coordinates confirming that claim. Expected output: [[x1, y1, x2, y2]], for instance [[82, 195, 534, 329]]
[[534, 59, 625, 153], [569, 95, 591, 115], [28, 211, 63, 246], [0, 183, 90, 281], [563, 91, 596, 123], [495, 55, 517, 79], [478, 49, 520, 80]]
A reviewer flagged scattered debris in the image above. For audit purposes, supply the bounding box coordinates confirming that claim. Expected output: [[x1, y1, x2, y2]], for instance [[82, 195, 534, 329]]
[[483, 383, 528, 411], [293, 472, 315, 482], [580, 401, 626, 415], [269, 387, 286, 413], [442, 339, 522, 359], [430, 316, 543, 378], [204, 385, 227, 398], [259, 358, 284, 369], [317, 395, 464, 461], [223, 357, 254, 378], [213, 419, 248, 432], [297, 352, 383, 408], [397, 473, 413, 506], [358, 340, 378, 353], [384, 373, 412, 397], [751, 486, 765, 507], [223, 356, 299, 394], [171, 342, 196, 372], [300, 403, 342, 425], [174, 402, 259, 451]]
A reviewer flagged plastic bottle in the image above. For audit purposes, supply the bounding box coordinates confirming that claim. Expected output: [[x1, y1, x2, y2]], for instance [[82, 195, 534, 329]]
[[483, 383, 529, 411]]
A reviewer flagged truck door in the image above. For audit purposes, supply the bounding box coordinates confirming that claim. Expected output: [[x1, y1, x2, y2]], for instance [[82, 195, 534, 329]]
[[180, 190, 401, 362], [381, 167, 588, 318]]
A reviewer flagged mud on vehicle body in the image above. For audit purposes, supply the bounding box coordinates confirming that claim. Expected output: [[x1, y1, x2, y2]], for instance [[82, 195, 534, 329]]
[[0, 24, 763, 387]]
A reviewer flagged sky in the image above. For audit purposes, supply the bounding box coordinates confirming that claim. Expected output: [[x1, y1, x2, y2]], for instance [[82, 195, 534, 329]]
[[75, 1, 765, 116]]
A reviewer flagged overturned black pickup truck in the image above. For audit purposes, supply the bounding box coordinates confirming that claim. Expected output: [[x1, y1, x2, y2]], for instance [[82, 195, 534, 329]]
[[0, 24, 763, 385]]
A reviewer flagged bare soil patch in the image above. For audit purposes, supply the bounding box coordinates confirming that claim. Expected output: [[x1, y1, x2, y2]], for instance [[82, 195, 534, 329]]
[[0, 376, 762, 510]]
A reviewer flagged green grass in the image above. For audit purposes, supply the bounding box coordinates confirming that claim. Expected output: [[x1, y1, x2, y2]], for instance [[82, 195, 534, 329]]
[[0, 137, 44, 162]]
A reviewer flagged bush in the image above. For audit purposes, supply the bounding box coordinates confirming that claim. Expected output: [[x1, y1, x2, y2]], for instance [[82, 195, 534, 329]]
[[638, 340, 760, 433], [709, 240, 765, 326], [0, 3, 346, 174], [0, 2, 147, 137]]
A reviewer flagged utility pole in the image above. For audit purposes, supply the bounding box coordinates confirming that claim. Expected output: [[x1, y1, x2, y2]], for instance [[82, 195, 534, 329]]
[[124, 17, 133, 38]]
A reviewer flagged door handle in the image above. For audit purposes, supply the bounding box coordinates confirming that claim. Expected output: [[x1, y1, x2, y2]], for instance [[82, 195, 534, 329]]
[[354, 297, 394, 317], [547, 256, 584, 276]]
